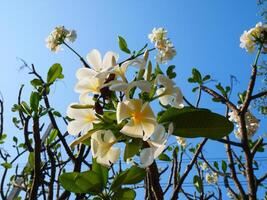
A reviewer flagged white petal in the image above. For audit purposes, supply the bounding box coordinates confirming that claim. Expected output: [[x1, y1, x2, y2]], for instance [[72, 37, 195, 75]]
[[110, 82, 129, 92], [107, 147, 120, 163], [131, 80, 151, 93], [67, 120, 90, 136], [79, 94, 95, 105], [141, 102, 155, 120], [152, 142, 166, 159], [120, 120, 144, 138], [116, 102, 132, 123], [76, 68, 97, 80], [86, 49, 102, 71], [158, 95, 174, 106], [103, 130, 116, 143], [102, 51, 119, 69], [139, 148, 154, 168], [141, 119, 157, 141], [150, 124, 167, 144]]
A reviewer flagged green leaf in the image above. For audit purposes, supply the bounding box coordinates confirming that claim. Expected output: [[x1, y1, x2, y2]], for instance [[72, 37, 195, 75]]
[[111, 166, 146, 191], [158, 153, 171, 161], [28, 152, 35, 170], [118, 36, 131, 54], [1, 162, 12, 169], [193, 175, 203, 193], [20, 101, 32, 116], [113, 188, 136, 200], [203, 75, 211, 82], [31, 79, 43, 88], [92, 159, 109, 189], [214, 161, 219, 170], [30, 92, 40, 113], [158, 107, 234, 139], [221, 160, 227, 173], [192, 68, 202, 84], [59, 171, 103, 194], [47, 63, 64, 84], [124, 138, 142, 161], [46, 129, 58, 145], [166, 65, 176, 79]]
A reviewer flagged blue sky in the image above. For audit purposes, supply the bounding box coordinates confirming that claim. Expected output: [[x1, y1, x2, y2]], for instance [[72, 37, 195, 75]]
[[0, 0, 266, 199]]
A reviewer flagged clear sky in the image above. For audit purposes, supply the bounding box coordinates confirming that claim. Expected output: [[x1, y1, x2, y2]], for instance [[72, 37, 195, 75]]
[[0, 0, 266, 199]]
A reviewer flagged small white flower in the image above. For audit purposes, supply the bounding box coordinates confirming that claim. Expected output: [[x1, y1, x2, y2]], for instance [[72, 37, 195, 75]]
[[200, 162, 208, 171], [67, 95, 99, 136], [228, 110, 259, 139], [156, 75, 183, 108], [46, 26, 76, 52], [91, 130, 120, 166], [205, 173, 218, 184], [176, 136, 186, 148], [117, 99, 157, 140], [148, 28, 167, 43], [148, 28, 176, 63], [240, 22, 267, 53]]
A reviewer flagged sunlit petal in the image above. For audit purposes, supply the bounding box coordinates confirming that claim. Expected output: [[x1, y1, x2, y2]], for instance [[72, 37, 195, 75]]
[[86, 49, 102, 71]]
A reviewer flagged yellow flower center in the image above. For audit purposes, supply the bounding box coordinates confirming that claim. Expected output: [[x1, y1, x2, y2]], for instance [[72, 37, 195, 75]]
[[132, 111, 143, 124]]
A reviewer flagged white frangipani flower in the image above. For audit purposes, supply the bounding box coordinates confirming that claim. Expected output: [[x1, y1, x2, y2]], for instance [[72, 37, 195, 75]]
[[156, 74, 183, 108], [46, 26, 76, 52], [117, 99, 157, 140], [148, 27, 176, 63], [205, 173, 218, 184], [91, 130, 120, 166], [67, 95, 99, 136], [240, 22, 267, 53], [76, 49, 119, 79], [176, 136, 187, 148], [228, 109, 259, 139], [148, 28, 167, 43]]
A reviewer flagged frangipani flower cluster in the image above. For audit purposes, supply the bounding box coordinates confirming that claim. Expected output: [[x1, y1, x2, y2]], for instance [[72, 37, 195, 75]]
[[205, 172, 218, 184], [240, 22, 267, 53], [46, 26, 76, 52], [228, 109, 259, 139], [61, 28, 184, 168], [148, 28, 177, 63]]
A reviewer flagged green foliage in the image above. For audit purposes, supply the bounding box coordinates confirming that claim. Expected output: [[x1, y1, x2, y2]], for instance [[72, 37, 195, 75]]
[[158, 153, 171, 161], [111, 166, 146, 192], [188, 68, 211, 85], [166, 65, 176, 79], [159, 107, 234, 139], [1, 162, 12, 169], [118, 36, 131, 54], [30, 92, 41, 113], [124, 138, 142, 161], [47, 63, 64, 85], [113, 188, 136, 200], [59, 160, 108, 195], [221, 160, 227, 173], [193, 175, 203, 193]]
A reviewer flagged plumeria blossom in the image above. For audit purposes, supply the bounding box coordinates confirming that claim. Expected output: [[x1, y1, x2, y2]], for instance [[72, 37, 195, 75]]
[[228, 109, 259, 139], [205, 172, 218, 184], [240, 22, 267, 53], [91, 130, 120, 166], [176, 136, 187, 148], [156, 74, 184, 108], [76, 49, 119, 79], [148, 27, 176, 63], [67, 95, 99, 136], [46, 26, 76, 52], [117, 99, 157, 140]]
